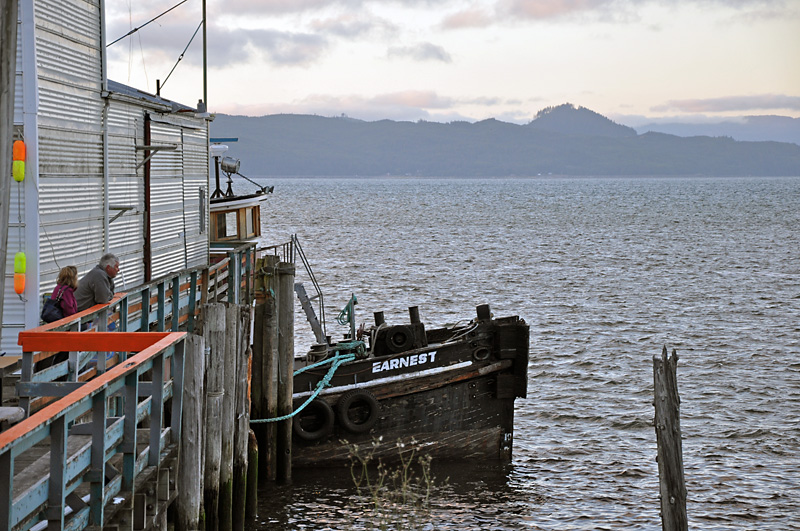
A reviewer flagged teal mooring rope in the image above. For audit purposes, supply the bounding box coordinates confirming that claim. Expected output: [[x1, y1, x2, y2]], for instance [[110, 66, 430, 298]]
[[250, 352, 356, 424]]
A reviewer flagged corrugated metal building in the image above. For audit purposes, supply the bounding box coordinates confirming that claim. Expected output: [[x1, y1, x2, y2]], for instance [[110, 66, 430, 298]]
[[2, 0, 210, 354]]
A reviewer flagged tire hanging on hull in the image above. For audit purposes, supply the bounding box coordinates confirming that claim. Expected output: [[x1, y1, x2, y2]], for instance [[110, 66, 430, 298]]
[[336, 390, 380, 433], [293, 399, 335, 442]]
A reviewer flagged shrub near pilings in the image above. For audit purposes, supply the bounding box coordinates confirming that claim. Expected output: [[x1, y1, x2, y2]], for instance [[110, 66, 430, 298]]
[[346, 438, 442, 530]]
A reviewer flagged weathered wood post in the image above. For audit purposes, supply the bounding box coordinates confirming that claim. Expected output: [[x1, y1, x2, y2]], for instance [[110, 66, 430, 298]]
[[252, 255, 279, 481], [276, 261, 295, 483], [233, 311, 252, 530], [246, 429, 259, 519], [653, 346, 688, 531], [203, 303, 226, 530], [177, 333, 205, 530], [219, 304, 239, 531]]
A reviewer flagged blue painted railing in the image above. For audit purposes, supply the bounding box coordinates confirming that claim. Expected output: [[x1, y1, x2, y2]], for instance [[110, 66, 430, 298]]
[[18, 241, 260, 416], [0, 332, 186, 531]]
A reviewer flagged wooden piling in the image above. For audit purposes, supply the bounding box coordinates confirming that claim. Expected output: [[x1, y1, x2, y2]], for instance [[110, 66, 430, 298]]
[[276, 262, 295, 483], [252, 255, 279, 481], [176, 333, 205, 530], [219, 304, 239, 531], [233, 315, 252, 530], [245, 429, 259, 520], [203, 303, 226, 530], [653, 346, 688, 531]]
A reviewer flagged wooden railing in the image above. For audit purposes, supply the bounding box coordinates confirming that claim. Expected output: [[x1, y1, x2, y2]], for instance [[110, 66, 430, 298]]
[[18, 242, 260, 415], [0, 332, 186, 531], [0, 238, 296, 530]]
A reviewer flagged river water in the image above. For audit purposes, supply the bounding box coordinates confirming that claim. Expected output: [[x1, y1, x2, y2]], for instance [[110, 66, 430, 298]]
[[248, 176, 800, 530]]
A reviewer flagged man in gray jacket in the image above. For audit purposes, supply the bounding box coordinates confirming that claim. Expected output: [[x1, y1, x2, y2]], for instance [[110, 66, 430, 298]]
[[75, 253, 120, 312]]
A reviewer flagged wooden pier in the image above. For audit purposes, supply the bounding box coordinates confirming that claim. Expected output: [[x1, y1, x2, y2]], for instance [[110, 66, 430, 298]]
[[0, 241, 297, 530]]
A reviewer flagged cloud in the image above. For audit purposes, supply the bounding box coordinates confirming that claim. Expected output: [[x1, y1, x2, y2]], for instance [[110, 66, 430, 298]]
[[440, 8, 495, 29], [310, 13, 397, 38], [212, 0, 355, 16], [497, 0, 616, 20], [387, 42, 452, 62], [653, 94, 800, 113], [106, 18, 329, 68]]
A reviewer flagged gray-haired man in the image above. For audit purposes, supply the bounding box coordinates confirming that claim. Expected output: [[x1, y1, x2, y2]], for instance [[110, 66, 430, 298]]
[[75, 253, 120, 312]]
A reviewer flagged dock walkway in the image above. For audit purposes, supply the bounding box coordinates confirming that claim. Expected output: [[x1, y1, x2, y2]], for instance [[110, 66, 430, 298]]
[[0, 242, 268, 531]]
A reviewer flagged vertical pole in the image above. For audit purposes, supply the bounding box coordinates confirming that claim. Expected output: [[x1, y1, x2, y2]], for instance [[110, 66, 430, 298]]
[[203, 303, 226, 531], [0, 0, 19, 335], [0, 449, 12, 530], [149, 353, 164, 467], [88, 392, 107, 526], [188, 270, 198, 333], [46, 416, 68, 530], [233, 309, 252, 530], [219, 304, 239, 531], [263, 256, 280, 480], [202, 0, 207, 107], [143, 114, 152, 282], [121, 372, 138, 492], [276, 261, 295, 483], [251, 299, 266, 472], [653, 346, 688, 531], [177, 333, 205, 531], [252, 256, 279, 481], [140, 286, 150, 332], [171, 275, 180, 331], [245, 429, 258, 520]]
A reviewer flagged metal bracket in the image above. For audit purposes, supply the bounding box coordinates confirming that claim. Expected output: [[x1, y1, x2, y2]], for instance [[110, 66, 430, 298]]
[[109, 205, 135, 223], [134, 144, 177, 170]]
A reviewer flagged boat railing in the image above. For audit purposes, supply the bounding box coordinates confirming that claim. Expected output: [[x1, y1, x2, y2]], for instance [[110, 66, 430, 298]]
[[15, 242, 257, 416], [290, 234, 327, 341], [0, 331, 186, 531]]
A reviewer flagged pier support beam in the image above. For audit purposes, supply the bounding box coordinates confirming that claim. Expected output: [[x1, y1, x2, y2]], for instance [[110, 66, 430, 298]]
[[203, 303, 226, 530], [219, 304, 240, 531], [653, 346, 688, 531], [276, 262, 295, 483], [177, 333, 205, 530], [252, 255, 279, 481]]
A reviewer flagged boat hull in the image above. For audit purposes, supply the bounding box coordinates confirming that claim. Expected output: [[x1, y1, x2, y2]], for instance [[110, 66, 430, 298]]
[[291, 313, 529, 467]]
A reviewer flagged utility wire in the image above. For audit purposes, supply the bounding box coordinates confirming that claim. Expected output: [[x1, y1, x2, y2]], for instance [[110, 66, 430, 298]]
[[160, 20, 203, 90], [107, 0, 190, 47]]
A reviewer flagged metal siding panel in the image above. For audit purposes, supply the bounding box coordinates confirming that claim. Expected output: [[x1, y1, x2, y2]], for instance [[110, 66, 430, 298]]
[[36, 0, 105, 299], [148, 122, 186, 278], [35, 0, 103, 131], [37, 127, 104, 174], [14, 18, 23, 124], [183, 129, 209, 268], [107, 102, 146, 290]]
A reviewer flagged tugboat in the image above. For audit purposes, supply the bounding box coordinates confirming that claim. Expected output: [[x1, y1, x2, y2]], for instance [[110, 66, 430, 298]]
[[290, 302, 529, 466], [205, 147, 530, 467], [208, 139, 273, 244]]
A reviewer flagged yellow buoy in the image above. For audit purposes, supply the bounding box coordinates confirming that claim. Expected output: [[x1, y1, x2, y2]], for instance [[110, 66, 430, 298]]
[[12, 140, 26, 182]]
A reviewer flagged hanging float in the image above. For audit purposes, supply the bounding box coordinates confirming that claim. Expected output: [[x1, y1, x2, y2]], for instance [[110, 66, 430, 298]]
[[12, 140, 26, 294]]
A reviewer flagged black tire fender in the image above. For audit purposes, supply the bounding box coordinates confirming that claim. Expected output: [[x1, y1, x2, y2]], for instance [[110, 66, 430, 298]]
[[386, 325, 414, 353], [336, 389, 380, 433], [292, 399, 335, 442]]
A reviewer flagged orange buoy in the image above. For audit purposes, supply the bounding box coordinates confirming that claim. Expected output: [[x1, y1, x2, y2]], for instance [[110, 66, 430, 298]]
[[12, 140, 26, 182], [14, 273, 25, 294]]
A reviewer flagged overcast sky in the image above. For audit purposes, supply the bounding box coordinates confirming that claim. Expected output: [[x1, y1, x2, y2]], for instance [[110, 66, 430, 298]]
[[104, 0, 800, 126]]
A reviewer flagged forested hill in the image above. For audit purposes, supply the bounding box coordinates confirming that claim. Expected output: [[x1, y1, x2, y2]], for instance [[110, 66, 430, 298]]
[[210, 104, 800, 177]]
